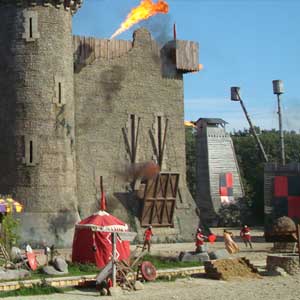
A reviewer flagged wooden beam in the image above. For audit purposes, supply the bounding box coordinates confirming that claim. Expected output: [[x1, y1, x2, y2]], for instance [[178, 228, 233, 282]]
[[122, 127, 132, 161], [132, 117, 141, 163], [159, 118, 169, 168]]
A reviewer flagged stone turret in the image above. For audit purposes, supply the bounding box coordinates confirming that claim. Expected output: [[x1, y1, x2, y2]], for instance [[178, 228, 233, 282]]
[[0, 0, 83, 246]]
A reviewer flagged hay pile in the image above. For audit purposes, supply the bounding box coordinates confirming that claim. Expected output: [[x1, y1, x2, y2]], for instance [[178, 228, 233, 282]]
[[205, 258, 261, 281]]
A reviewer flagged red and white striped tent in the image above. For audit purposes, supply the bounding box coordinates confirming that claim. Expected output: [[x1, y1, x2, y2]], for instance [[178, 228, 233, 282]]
[[72, 210, 131, 268]]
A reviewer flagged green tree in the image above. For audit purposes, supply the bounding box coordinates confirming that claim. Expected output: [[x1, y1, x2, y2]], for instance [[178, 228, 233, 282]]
[[185, 126, 300, 225], [185, 127, 197, 198], [232, 129, 300, 224], [0, 213, 20, 252]]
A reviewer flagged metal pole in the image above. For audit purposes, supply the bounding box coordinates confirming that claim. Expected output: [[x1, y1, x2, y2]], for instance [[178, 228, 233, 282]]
[[111, 232, 117, 287], [239, 99, 269, 163], [277, 94, 286, 165]]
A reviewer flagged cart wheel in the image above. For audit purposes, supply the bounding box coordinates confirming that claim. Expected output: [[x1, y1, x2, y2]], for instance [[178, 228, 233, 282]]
[[140, 261, 157, 281]]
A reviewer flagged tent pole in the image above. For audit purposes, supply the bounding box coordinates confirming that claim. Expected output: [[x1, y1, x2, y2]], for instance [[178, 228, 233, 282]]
[[100, 176, 104, 210], [112, 232, 117, 287], [100, 176, 103, 194]]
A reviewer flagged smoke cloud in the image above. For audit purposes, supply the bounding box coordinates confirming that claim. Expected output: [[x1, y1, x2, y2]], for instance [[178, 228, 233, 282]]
[[140, 14, 173, 46]]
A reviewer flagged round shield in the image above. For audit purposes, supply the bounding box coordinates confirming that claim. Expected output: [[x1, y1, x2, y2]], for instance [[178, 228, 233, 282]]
[[140, 261, 157, 281]]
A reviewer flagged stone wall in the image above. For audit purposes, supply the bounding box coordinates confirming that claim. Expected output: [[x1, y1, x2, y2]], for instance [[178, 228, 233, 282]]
[[74, 28, 199, 241], [0, 3, 79, 246], [267, 254, 300, 275]]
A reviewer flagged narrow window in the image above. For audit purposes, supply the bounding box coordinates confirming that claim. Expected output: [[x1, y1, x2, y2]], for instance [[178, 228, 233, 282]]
[[157, 116, 162, 158], [58, 82, 62, 104], [21, 136, 26, 159], [130, 114, 135, 163], [29, 140, 33, 164], [22, 11, 40, 42], [29, 17, 33, 39]]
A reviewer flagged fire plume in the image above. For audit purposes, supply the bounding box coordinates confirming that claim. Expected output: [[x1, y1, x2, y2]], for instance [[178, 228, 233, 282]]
[[184, 121, 197, 128], [192, 64, 203, 73], [198, 64, 204, 71], [110, 0, 169, 39]]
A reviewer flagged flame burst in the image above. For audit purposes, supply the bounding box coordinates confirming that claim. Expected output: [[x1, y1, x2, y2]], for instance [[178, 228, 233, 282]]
[[192, 64, 204, 74], [110, 0, 169, 39], [184, 121, 197, 128], [198, 64, 204, 71]]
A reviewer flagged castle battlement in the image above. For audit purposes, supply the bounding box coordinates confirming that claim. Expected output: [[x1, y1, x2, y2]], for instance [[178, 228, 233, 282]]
[[0, 0, 83, 14], [73, 28, 199, 76]]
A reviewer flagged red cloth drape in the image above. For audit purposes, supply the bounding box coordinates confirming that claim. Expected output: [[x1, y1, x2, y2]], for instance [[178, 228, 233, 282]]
[[72, 228, 130, 268]]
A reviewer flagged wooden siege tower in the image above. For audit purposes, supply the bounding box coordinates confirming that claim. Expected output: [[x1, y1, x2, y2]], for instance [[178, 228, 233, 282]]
[[195, 118, 244, 226]]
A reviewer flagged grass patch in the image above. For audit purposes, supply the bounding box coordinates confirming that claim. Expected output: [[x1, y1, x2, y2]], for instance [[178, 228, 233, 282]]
[[0, 284, 69, 298], [0, 257, 200, 285], [0, 263, 101, 283], [142, 254, 202, 269], [68, 263, 100, 275]]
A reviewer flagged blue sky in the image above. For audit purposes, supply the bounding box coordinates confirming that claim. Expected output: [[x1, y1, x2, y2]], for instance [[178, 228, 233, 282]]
[[73, 0, 300, 131]]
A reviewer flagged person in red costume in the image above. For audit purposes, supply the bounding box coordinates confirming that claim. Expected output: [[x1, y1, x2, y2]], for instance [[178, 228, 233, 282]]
[[195, 228, 207, 253], [240, 225, 253, 249], [143, 226, 153, 252]]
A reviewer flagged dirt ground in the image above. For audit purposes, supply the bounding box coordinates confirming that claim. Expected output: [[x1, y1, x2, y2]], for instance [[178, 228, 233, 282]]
[[6, 230, 300, 300], [9, 274, 300, 300]]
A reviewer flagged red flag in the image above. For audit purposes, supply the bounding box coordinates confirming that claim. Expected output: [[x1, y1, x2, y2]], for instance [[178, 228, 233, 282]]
[[26, 252, 38, 271], [100, 191, 106, 211]]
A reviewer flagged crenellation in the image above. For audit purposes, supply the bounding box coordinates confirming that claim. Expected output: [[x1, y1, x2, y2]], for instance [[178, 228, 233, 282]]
[[0, 0, 83, 14]]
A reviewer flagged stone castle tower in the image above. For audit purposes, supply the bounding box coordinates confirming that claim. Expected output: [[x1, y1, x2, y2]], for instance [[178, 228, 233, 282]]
[[0, 0, 200, 246], [0, 0, 82, 245]]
